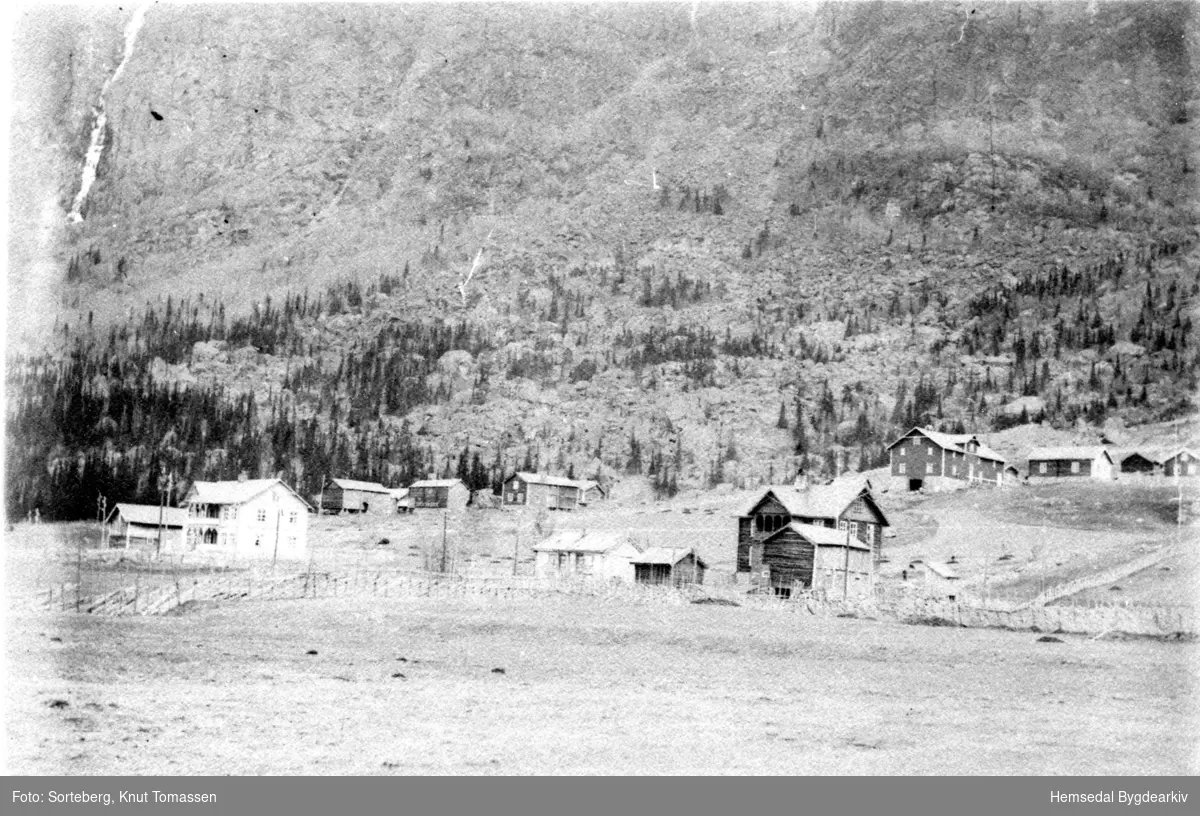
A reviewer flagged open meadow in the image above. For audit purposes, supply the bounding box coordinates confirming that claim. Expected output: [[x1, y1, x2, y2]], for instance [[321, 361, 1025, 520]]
[[5, 479, 1198, 776], [5, 590, 1197, 775]]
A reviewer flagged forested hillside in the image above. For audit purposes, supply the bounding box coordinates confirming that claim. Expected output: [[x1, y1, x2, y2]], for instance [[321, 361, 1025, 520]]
[[6, 2, 1198, 519]]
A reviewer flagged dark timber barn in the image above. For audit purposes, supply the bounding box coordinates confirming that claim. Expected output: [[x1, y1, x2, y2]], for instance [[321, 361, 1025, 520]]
[[319, 478, 394, 514]]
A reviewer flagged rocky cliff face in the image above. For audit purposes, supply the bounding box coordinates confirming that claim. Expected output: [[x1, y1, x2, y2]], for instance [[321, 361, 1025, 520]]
[[6, 2, 1199, 510]]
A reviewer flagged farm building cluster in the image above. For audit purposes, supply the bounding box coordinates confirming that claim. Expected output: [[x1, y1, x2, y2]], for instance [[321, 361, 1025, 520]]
[[94, 427, 1193, 595], [886, 426, 1196, 490]]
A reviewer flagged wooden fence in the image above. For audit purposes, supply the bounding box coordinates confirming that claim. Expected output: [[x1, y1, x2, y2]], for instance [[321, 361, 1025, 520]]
[[14, 562, 1196, 637]]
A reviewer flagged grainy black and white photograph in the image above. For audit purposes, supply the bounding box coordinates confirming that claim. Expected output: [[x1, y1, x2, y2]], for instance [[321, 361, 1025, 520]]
[[3, 0, 1198, 776]]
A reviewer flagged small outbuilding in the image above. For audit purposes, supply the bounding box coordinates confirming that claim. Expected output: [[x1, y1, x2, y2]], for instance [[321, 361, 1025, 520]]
[[630, 548, 707, 587], [1026, 446, 1115, 480], [1118, 451, 1161, 477], [110, 504, 187, 551], [319, 477, 394, 514], [390, 487, 413, 514], [1162, 448, 1200, 478], [905, 559, 961, 600], [408, 478, 470, 511]]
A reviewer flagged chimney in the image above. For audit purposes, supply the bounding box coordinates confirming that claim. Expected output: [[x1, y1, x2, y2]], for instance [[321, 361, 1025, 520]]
[[792, 471, 809, 491], [428, 472, 437, 481], [238, 471, 248, 482]]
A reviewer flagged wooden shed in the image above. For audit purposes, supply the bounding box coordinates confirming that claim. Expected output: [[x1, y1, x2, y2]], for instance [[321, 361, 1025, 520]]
[[905, 559, 962, 600], [630, 548, 707, 587], [109, 504, 187, 551], [390, 487, 413, 514], [1162, 448, 1200, 478], [319, 477, 394, 514], [1026, 446, 1115, 480], [750, 521, 873, 600], [408, 478, 470, 511], [1118, 451, 1161, 476]]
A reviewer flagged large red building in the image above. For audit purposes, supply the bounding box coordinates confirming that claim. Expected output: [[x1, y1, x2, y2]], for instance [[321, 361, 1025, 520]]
[[885, 427, 1008, 492]]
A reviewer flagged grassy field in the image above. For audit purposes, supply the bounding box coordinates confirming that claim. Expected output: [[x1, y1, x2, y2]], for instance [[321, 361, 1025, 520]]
[[5, 591, 1197, 775]]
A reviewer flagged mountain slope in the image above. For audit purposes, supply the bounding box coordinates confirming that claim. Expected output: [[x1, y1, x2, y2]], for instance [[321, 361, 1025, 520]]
[[5, 2, 1198, 518]]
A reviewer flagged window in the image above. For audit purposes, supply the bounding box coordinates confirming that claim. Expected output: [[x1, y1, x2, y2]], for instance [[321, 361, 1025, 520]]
[[758, 514, 787, 534], [288, 537, 296, 549], [952, 466, 957, 476], [256, 509, 267, 523], [926, 463, 934, 474], [838, 520, 848, 532], [1039, 462, 1047, 474], [900, 446, 906, 457], [928, 446, 934, 454], [288, 512, 298, 524], [898, 463, 906, 474], [1070, 461, 1080, 474], [848, 522, 858, 538]]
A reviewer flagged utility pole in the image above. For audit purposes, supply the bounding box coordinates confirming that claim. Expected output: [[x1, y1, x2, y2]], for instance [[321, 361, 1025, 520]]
[[843, 526, 851, 601], [440, 511, 449, 574], [512, 528, 519, 576]]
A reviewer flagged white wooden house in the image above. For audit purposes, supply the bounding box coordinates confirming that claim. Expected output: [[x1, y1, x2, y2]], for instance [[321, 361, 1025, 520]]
[[182, 478, 313, 560], [532, 531, 642, 582]]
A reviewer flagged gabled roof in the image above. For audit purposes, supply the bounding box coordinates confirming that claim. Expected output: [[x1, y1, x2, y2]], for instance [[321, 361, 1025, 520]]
[[532, 531, 641, 555], [763, 521, 871, 550], [631, 547, 707, 567], [1160, 447, 1200, 463], [886, 426, 1006, 462], [185, 479, 314, 510], [115, 503, 187, 527], [409, 478, 466, 489], [1027, 446, 1111, 462], [744, 478, 890, 527], [509, 471, 583, 489], [327, 477, 391, 494], [911, 559, 960, 579], [390, 487, 411, 500], [577, 479, 605, 495]]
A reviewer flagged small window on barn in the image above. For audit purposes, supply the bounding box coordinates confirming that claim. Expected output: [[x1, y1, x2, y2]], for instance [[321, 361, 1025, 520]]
[[289, 512, 298, 524], [257, 509, 267, 523], [1039, 462, 1047, 474], [926, 463, 934, 474], [898, 463, 906, 474], [1071, 461, 1080, 474], [900, 446, 906, 456], [952, 466, 957, 476], [838, 520, 848, 532]]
